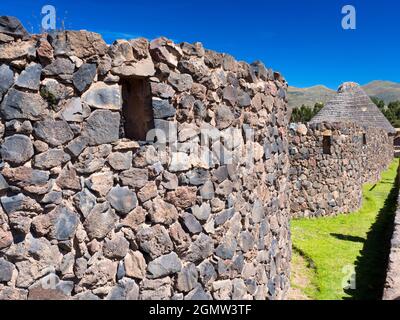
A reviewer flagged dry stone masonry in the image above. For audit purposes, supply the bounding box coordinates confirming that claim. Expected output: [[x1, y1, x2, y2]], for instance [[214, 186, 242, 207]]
[[0, 17, 291, 300], [289, 122, 364, 218], [289, 82, 394, 218], [383, 162, 400, 300]]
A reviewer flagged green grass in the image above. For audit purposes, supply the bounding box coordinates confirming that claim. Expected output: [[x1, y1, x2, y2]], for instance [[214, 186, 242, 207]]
[[291, 159, 399, 300]]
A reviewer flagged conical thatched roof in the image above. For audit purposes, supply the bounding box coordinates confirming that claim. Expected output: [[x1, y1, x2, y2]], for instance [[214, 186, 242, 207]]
[[310, 82, 396, 134]]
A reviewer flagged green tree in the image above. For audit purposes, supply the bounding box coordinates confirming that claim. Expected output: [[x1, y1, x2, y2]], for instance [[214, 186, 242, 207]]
[[371, 97, 400, 128], [291, 103, 324, 123], [370, 97, 385, 111]]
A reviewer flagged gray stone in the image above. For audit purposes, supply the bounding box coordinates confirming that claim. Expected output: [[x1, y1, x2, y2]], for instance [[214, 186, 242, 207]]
[[186, 233, 214, 262], [238, 90, 251, 107], [194, 100, 207, 119], [199, 181, 214, 200], [1, 134, 33, 165], [186, 168, 210, 186], [49, 205, 80, 241], [215, 105, 234, 129], [61, 98, 84, 122], [147, 252, 182, 278], [0, 33, 14, 43], [34, 120, 74, 147], [212, 166, 229, 183], [215, 236, 237, 260], [169, 152, 191, 172], [106, 278, 139, 300], [0, 16, 29, 39], [181, 42, 205, 57], [106, 186, 138, 215], [74, 189, 96, 218], [40, 191, 62, 205], [49, 30, 108, 59], [176, 263, 198, 292], [239, 231, 255, 252], [0, 88, 47, 120], [0, 174, 9, 191], [107, 151, 132, 171], [83, 110, 121, 146], [82, 82, 122, 110], [83, 202, 118, 240], [152, 98, 176, 119], [137, 225, 173, 259], [103, 234, 130, 259], [0, 64, 14, 98], [73, 63, 97, 92], [42, 58, 75, 76], [73, 292, 100, 300], [140, 277, 172, 300], [161, 171, 179, 190], [0, 258, 14, 282], [192, 203, 211, 221], [65, 136, 89, 157], [223, 85, 238, 106], [212, 279, 233, 299], [41, 79, 73, 103], [120, 168, 148, 189], [111, 58, 155, 78], [34, 149, 71, 169], [15, 63, 42, 91], [185, 285, 212, 300], [86, 171, 114, 197], [117, 261, 125, 280], [150, 38, 181, 67], [150, 82, 175, 99], [79, 257, 117, 289], [215, 208, 235, 226], [153, 119, 178, 143], [182, 212, 202, 234], [74, 145, 111, 174], [168, 72, 193, 92], [251, 200, 265, 223], [178, 123, 200, 142], [250, 61, 272, 80], [198, 260, 217, 285]]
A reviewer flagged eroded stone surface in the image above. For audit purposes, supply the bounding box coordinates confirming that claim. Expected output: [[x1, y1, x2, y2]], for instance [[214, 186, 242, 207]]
[[0, 18, 294, 301]]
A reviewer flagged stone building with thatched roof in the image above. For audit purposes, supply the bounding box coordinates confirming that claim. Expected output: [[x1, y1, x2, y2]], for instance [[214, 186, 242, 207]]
[[289, 82, 394, 218], [310, 82, 396, 134]]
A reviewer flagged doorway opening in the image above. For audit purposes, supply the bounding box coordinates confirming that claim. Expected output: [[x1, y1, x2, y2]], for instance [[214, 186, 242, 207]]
[[323, 135, 332, 155], [120, 78, 154, 141]]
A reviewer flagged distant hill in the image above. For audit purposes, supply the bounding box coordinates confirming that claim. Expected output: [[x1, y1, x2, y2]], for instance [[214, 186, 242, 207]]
[[288, 80, 400, 110], [362, 81, 400, 103]]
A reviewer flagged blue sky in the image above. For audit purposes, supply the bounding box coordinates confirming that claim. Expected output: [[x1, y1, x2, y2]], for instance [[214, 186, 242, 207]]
[[1, 0, 399, 89]]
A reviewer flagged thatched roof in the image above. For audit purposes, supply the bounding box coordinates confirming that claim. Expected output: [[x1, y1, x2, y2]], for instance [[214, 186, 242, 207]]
[[310, 82, 396, 134]]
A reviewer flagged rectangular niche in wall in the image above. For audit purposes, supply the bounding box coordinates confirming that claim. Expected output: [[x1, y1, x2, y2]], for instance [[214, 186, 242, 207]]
[[121, 78, 154, 141], [362, 133, 367, 145], [323, 135, 332, 155]]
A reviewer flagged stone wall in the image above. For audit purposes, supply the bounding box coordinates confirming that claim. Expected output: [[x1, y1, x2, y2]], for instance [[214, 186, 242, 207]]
[[0, 19, 291, 300], [289, 122, 363, 218], [289, 122, 393, 218], [383, 161, 400, 300], [360, 128, 394, 184]]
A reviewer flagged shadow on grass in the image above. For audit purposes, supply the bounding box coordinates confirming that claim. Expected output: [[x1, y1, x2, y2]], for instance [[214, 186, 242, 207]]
[[343, 168, 399, 300], [330, 233, 365, 243]]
